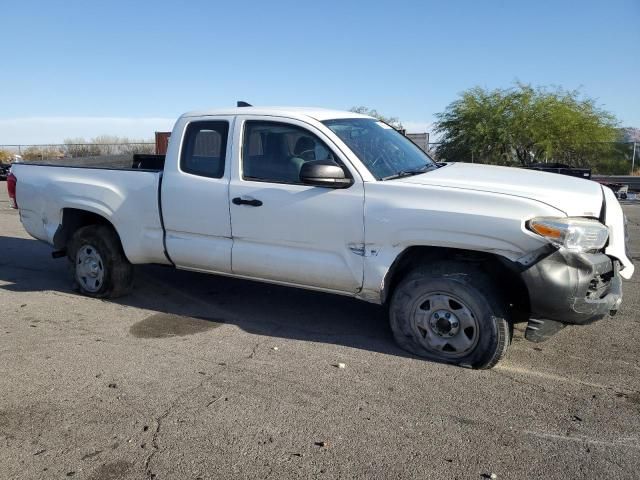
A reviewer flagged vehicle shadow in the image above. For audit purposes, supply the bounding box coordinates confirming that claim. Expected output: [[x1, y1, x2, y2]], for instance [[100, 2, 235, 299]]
[[0, 235, 411, 359]]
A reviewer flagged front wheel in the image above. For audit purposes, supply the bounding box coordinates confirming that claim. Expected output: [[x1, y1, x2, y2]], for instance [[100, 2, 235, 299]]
[[67, 225, 134, 298], [389, 262, 510, 369]]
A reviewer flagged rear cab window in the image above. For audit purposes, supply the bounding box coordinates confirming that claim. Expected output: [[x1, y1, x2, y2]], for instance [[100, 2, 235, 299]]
[[181, 121, 229, 178]]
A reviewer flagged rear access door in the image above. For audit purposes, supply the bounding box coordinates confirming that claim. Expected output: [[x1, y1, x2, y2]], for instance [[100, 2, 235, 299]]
[[161, 116, 235, 273]]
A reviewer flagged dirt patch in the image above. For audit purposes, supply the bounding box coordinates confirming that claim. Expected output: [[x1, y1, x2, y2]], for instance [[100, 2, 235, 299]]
[[129, 313, 222, 339], [0, 405, 51, 440], [87, 460, 131, 480], [81, 450, 103, 460]]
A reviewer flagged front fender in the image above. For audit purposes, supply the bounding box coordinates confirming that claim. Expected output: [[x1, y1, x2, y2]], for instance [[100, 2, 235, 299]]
[[360, 181, 565, 303]]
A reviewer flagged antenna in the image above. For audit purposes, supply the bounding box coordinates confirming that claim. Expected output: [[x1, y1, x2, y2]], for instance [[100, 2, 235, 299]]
[[237, 101, 252, 107]]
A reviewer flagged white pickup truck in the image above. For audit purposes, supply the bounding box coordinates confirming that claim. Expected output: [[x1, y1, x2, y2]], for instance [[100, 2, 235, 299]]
[[8, 106, 634, 369]]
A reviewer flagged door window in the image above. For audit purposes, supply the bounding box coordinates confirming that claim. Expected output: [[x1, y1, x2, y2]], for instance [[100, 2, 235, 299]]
[[181, 121, 229, 178], [242, 121, 338, 184]]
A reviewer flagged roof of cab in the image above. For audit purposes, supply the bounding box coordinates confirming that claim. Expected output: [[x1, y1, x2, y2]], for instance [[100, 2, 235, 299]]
[[181, 106, 372, 122]]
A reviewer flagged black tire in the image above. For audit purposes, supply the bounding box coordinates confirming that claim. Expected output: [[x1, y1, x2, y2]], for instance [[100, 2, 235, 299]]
[[389, 261, 510, 369], [67, 224, 134, 298]]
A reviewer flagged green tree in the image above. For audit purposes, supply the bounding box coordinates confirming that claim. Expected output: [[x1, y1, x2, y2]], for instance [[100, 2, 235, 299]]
[[349, 106, 403, 130], [434, 84, 619, 168]]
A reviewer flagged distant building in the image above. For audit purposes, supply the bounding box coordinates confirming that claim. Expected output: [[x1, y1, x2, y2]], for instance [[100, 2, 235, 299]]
[[406, 132, 429, 152], [155, 132, 171, 155]]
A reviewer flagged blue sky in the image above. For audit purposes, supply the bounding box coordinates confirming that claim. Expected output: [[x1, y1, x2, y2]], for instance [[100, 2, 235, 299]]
[[1, 0, 639, 143]]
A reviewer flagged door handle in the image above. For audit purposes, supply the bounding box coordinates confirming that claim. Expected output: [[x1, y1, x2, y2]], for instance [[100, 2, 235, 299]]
[[232, 197, 263, 207]]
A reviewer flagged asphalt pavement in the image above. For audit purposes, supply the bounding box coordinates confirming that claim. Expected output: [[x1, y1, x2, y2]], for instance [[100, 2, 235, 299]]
[[1, 189, 639, 480]]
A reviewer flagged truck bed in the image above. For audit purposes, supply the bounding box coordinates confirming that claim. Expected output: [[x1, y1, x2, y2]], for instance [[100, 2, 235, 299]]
[[17, 153, 166, 171], [12, 163, 170, 265]]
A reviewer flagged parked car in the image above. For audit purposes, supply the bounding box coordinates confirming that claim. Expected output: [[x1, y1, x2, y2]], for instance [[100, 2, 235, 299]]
[[596, 181, 629, 200], [0, 163, 10, 181], [617, 185, 629, 200], [8, 106, 634, 369]]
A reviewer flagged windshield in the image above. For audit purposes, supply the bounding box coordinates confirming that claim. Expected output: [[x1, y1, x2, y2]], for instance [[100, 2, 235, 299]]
[[323, 118, 436, 180]]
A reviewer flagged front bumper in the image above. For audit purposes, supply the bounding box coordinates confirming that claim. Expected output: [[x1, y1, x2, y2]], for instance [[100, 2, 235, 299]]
[[520, 249, 622, 341]]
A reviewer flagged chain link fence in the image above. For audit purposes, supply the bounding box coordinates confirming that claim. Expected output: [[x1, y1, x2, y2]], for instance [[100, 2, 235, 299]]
[[0, 142, 155, 168]]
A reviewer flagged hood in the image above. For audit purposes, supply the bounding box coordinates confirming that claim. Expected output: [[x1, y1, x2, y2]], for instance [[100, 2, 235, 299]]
[[395, 163, 603, 217]]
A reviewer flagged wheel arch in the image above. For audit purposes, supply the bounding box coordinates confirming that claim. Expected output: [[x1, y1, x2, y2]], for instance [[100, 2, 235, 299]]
[[53, 208, 128, 261], [381, 246, 530, 321]]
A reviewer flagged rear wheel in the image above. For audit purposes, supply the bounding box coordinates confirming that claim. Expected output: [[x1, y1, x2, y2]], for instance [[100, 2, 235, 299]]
[[68, 225, 133, 298], [389, 262, 510, 369]]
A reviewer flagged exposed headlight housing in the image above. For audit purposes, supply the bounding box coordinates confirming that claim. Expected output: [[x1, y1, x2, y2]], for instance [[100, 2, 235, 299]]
[[527, 217, 609, 252]]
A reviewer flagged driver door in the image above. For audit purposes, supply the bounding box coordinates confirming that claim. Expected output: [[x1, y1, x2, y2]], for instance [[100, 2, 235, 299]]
[[229, 117, 365, 293]]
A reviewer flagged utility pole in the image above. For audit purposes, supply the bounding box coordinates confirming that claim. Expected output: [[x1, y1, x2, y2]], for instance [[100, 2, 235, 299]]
[[632, 142, 637, 175]]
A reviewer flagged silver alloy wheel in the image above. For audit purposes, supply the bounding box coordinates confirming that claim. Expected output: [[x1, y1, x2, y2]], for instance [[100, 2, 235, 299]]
[[410, 293, 479, 358], [75, 244, 105, 293]]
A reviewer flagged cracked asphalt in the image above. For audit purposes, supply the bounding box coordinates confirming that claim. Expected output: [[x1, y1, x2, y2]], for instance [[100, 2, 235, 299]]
[[1, 188, 639, 480]]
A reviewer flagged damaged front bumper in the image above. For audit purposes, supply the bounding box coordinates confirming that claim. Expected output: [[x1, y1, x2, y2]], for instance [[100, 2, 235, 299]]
[[520, 249, 622, 342]]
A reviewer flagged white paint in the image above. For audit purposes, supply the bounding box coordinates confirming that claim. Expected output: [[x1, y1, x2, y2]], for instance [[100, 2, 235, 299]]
[[12, 106, 634, 308], [228, 114, 364, 293], [602, 186, 635, 278], [12, 164, 168, 265], [160, 115, 235, 272], [396, 162, 604, 217]]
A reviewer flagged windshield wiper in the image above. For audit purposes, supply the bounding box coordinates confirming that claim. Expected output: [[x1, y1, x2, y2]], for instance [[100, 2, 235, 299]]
[[380, 164, 434, 181]]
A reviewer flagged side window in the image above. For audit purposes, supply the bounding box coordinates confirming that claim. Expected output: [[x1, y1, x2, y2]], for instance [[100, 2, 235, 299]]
[[181, 121, 229, 178], [242, 121, 338, 184]]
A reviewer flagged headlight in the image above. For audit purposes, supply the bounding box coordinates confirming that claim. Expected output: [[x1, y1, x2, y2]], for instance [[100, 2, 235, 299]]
[[527, 217, 609, 252]]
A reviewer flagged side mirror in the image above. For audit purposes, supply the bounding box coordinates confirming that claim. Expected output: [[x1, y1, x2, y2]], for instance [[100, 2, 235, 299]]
[[300, 161, 352, 188]]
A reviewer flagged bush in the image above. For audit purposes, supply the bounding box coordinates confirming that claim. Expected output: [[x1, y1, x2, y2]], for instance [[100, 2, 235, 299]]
[[0, 149, 13, 164], [63, 136, 153, 157], [21, 146, 65, 161]]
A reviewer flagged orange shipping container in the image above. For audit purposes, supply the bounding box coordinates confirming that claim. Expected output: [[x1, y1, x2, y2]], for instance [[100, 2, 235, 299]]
[[155, 132, 171, 155]]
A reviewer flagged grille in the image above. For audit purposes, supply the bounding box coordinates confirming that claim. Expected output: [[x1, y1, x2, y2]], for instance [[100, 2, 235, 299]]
[[586, 271, 613, 300]]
